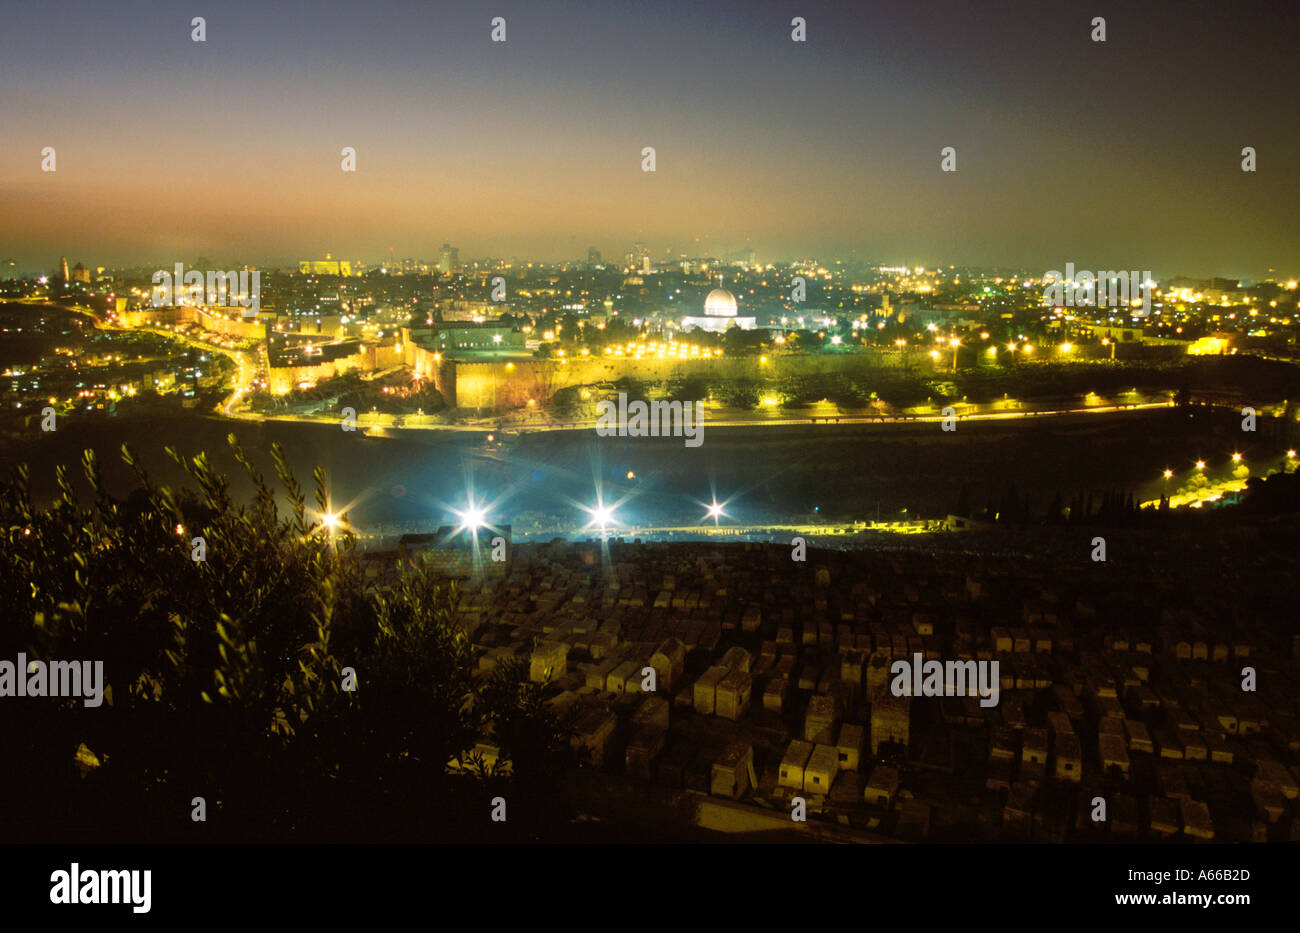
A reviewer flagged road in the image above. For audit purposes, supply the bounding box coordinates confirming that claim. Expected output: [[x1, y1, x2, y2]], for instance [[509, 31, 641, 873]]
[[234, 399, 1176, 434]]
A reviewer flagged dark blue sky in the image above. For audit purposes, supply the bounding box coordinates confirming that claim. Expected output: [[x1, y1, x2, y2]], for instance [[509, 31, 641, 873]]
[[1, 0, 1296, 278]]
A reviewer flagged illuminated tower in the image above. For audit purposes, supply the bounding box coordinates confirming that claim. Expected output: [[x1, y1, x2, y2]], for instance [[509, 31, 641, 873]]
[[439, 243, 459, 274]]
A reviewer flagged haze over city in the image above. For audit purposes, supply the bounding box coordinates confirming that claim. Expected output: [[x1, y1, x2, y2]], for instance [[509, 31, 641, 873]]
[[2, 0, 1297, 277]]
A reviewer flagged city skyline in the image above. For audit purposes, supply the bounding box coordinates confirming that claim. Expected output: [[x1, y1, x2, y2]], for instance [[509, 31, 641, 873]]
[[12, 250, 1300, 289], [1, 0, 1297, 278]]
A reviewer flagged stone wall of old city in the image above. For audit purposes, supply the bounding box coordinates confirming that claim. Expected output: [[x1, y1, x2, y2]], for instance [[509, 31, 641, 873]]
[[268, 343, 402, 395], [118, 305, 268, 341], [445, 350, 905, 411]]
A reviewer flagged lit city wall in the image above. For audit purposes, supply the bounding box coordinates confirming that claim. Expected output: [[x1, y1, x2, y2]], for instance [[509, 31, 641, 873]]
[[268, 342, 402, 395], [118, 305, 268, 341], [192, 307, 268, 341], [446, 350, 902, 411]]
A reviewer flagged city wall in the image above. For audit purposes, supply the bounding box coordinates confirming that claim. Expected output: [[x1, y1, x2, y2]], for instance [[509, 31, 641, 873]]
[[429, 350, 905, 411], [118, 305, 268, 341], [268, 343, 402, 395]]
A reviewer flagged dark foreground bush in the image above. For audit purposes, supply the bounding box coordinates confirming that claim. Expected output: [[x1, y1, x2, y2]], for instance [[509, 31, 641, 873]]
[[0, 436, 571, 842]]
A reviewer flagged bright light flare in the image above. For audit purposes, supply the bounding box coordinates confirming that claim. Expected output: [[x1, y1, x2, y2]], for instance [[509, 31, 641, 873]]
[[456, 505, 486, 531], [584, 503, 617, 530]]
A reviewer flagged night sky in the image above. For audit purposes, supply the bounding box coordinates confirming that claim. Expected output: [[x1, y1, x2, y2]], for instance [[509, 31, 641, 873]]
[[1, 0, 1296, 277]]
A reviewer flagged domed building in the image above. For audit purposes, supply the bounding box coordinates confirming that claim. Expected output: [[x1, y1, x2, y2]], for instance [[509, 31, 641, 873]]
[[681, 283, 756, 333], [703, 287, 738, 318]]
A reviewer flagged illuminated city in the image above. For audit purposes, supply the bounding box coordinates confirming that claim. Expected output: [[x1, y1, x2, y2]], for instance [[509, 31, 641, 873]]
[[0, 0, 1296, 912]]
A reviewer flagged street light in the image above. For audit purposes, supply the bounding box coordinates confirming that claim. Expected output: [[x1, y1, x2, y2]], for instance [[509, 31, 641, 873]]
[[455, 504, 486, 532], [584, 501, 617, 533]]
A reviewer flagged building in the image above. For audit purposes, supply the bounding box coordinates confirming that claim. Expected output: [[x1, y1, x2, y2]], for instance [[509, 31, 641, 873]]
[[570, 707, 617, 768], [710, 741, 756, 799], [804, 744, 840, 795], [804, 694, 841, 744], [680, 285, 756, 333], [625, 723, 667, 781], [433, 321, 523, 351], [299, 255, 352, 276], [836, 723, 864, 772], [778, 739, 814, 791], [437, 299, 498, 323], [865, 764, 900, 807], [395, 526, 510, 580], [529, 641, 568, 683], [649, 638, 685, 693], [693, 665, 727, 716], [438, 243, 459, 274], [1054, 732, 1083, 782], [715, 670, 752, 721], [871, 694, 911, 754]]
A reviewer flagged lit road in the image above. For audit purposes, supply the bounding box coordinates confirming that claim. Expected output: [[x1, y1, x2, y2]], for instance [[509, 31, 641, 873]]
[[129, 325, 257, 417], [243, 399, 1175, 434], [16, 300, 259, 417], [220, 349, 257, 416]]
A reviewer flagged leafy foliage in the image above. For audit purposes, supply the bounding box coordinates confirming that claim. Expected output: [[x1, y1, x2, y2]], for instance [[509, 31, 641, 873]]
[[0, 437, 566, 841]]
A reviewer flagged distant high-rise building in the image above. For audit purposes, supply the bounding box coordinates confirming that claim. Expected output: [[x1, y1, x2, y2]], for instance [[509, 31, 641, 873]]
[[60, 256, 69, 282], [587, 247, 602, 266], [71, 262, 89, 283], [439, 243, 460, 274], [627, 242, 649, 270]]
